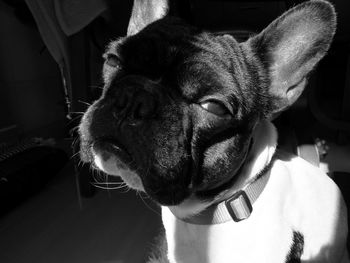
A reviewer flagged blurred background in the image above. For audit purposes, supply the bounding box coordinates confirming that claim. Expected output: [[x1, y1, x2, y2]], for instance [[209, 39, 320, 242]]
[[0, 0, 349, 262]]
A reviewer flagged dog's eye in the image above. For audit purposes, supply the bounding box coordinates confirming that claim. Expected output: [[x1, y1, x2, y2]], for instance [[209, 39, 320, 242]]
[[200, 100, 230, 116], [105, 54, 121, 68]]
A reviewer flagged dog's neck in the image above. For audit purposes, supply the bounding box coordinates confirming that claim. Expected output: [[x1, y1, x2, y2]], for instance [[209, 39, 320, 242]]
[[167, 120, 278, 222]]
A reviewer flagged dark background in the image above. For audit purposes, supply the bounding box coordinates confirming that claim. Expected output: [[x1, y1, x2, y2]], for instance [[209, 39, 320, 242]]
[[0, 1, 349, 262], [0, 0, 349, 142]]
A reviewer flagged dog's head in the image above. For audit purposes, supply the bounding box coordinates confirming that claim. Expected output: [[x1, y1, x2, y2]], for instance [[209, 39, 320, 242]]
[[79, 0, 336, 207]]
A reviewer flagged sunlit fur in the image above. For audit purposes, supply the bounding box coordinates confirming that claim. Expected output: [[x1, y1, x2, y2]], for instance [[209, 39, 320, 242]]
[[93, 149, 144, 191], [168, 120, 277, 219]]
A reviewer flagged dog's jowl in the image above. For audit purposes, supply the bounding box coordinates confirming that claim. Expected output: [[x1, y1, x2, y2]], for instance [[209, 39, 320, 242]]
[[79, 0, 349, 262]]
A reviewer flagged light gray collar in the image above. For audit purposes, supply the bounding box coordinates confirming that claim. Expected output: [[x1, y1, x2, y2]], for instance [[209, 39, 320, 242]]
[[179, 159, 273, 225], [172, 121, 277, 225]]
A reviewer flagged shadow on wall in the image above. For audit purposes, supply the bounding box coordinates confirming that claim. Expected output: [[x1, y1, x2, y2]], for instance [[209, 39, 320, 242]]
[[0, 1, 66, 140]]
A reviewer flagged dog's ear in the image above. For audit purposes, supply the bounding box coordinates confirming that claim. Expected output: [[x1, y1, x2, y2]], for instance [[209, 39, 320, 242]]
[[127, 0, 170, 36], [246, 0, 336, 113]]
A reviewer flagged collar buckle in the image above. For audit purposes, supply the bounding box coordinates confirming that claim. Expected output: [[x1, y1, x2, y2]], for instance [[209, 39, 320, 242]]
[[225, 190, 253, 222]]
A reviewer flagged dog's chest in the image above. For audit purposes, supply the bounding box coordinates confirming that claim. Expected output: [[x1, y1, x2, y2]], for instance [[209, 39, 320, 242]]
[[162, 205, 293, 263], [161, 155, 347, 263]]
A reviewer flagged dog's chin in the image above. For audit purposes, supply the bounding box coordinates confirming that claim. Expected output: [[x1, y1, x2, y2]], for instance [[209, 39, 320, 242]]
[[92, 150, 191, 205], [91, 149, 223, 209], [89, 141, 192, 206], [93, 150, 144, 191]]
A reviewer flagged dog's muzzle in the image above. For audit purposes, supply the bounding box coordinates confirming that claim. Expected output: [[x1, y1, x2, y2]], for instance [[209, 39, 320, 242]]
[[91, 139, 144, 191]]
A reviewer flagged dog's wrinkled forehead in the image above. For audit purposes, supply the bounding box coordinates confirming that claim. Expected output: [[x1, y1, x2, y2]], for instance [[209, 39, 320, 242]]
[[103, 18, 244, 102], [105, 18, 194, 77]]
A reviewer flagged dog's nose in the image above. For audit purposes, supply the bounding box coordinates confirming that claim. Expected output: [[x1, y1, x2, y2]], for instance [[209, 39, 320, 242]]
[[114, 86, 157, 121]]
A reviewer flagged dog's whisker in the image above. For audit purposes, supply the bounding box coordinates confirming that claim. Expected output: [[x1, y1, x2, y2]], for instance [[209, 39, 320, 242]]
[[71, 134, 79, 145], [90, 183, 128, 190], [92, 182, 126, 185], [103, 172, 110, 192], [78, 100, 92, 107], [67, 115, 85, 126], [91, 181, 127, 188], [78, 159, 84, 168], [70, 126, 81, 135], [70, 150, 81, 160], [138, 192, 161, 216], [121, 188, 131, 193], [69, 111, 85, 115], [71, 141, 81, 155], [92, 168, 103, 183], [86, 167, 132, 192], [89, 85, 104, 90], [103, 172, 114, 195], [90, 166, 98, 182]]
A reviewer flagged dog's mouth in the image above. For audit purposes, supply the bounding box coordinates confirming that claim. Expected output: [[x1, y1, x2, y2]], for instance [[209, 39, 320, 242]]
[[89, 138, 192, 205], [92, 139, 133, 168], [85, 132, 252, 208], [91, 139, 145, 191], [88, 138, 250, 207]]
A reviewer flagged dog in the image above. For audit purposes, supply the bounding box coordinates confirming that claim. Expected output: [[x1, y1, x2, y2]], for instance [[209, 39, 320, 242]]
[[79, 0, 349, 262]]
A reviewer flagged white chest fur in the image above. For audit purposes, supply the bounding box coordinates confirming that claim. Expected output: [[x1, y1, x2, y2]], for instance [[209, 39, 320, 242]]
[[162, 198, 293, 263], [161, 123, 349, 263]]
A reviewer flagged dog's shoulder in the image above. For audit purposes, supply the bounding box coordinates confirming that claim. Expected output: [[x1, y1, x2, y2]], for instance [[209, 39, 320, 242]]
[[273, 150, 345, 219], [274, 149, 335, 185], [272, 150, 348, 261], [274, 150, 343, 202]]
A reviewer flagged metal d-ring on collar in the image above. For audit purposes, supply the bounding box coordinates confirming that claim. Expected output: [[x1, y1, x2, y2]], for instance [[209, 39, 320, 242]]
[[180, 158, 274, 225]]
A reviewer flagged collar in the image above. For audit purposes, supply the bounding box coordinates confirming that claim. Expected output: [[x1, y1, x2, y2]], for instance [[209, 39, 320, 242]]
[[179, 158, 274, 224], [171, 121, 277, 225]]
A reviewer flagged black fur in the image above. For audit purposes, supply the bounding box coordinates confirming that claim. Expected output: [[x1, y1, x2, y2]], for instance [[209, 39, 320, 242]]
[[79, 1, 336, 207], [286, 231, 305, 263]]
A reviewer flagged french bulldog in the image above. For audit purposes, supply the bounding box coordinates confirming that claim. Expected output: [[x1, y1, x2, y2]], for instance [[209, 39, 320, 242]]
[[79, 0, 349, 262]]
